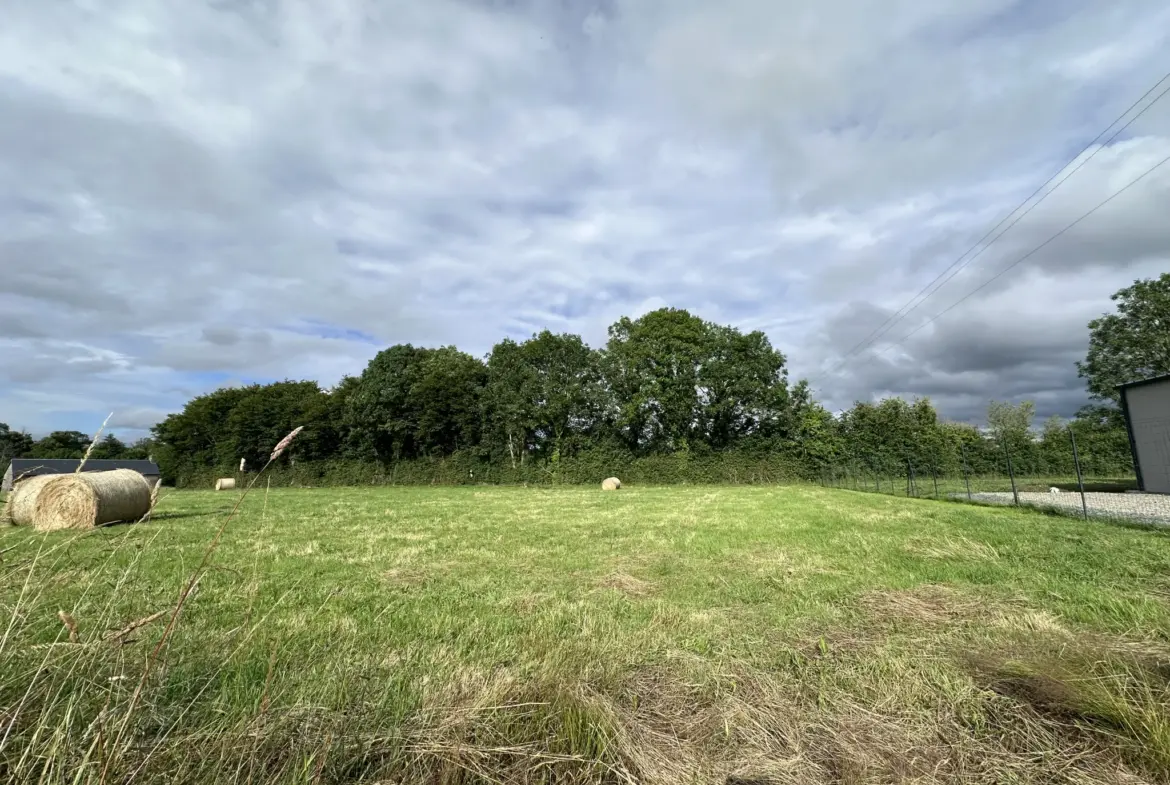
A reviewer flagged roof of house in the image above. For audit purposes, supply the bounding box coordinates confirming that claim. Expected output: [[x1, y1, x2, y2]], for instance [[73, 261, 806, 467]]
[[1118, 373, 1170, 392], [4, 459, 160, 477]]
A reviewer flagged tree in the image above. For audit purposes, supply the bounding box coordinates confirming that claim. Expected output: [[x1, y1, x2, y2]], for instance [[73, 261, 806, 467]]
[[602, 308, 789, 453], [152, 386, 250, 480], [88, 434, 127, 460], [0, 423, 34, 466], [346, 345, 486, 461], [781, 380, 839, 470], [122, 438, 155, 461], [837, 397, 946, 475], [297, 376, 359, 461], [1077, 272, 1170, 403], [987, 399, 1037, 474], [221, 381, 326, 468], [484, 331, 605, 465], [410, 348, 487, 456], [1069, 407, 1134, 477], [1037, 415, 1074, 476], [27, 431, 92, 459], [939, 421, 998, 476], [346, 345, 428, 461], [603, 308, 710, 452], [698, 325, 789, 449], [483, 338, 539, 467]]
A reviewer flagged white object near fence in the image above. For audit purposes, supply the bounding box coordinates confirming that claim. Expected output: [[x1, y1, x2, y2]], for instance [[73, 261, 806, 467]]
[[240, 458, 247, 472]]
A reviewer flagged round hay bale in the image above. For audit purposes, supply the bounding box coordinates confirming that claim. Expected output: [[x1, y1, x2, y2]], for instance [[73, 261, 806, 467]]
[[5, 474, 58, 526], [601, 477, 622, 491], [215, 478, 237, 491], [32, 470, 152, 532]]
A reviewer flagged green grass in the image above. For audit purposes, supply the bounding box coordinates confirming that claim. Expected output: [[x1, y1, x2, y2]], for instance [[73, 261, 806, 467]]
[[3, 484, 1170, 784]]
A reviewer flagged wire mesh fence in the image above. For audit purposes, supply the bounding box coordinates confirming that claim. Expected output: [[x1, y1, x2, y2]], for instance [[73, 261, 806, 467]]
[[819, 426, 1168, 527]]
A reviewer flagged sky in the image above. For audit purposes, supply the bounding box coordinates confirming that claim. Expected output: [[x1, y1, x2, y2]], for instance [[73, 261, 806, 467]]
[[2, 0, 1169, 440]]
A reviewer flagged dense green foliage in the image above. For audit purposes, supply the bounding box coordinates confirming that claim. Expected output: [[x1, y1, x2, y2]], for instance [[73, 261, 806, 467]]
[[1077, 272, 1170, 402], [8, 275, 1158, 486], [132, 306, 1132, 487], [0, 423, 33, 466], [148, 309, 829, 485], [0, 426, 153, 463]]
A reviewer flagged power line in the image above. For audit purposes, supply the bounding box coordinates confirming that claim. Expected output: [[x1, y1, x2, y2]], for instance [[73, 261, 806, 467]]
[[830, 68, 1170, 370], [868, 151, 1170, 362], [861, 78, 1170, 349]]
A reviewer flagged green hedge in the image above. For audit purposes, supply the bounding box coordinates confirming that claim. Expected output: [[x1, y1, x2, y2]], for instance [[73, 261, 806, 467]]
[[172, 448, 815, 489]]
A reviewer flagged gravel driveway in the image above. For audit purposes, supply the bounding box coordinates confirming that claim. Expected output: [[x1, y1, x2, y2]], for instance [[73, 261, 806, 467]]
[[960, 491, 1170, 526]]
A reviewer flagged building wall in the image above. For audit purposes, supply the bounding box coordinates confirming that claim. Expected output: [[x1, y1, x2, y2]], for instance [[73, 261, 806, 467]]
[[1125, 379, 1170, 494], [3, 468, 162, 493]]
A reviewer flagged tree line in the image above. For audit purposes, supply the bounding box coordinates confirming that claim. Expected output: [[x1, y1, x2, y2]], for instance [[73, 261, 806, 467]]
[[2, 273, 1165, 486], [0, 426, 153, 467]]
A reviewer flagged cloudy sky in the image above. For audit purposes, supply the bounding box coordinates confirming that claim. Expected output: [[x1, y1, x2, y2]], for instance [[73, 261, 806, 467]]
[[2, 0, 1169, 439]]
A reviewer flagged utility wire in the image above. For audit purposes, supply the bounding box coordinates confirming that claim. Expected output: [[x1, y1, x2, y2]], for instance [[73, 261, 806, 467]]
[[870, 151, 1170, 361], [830, 69, 1170, 370]]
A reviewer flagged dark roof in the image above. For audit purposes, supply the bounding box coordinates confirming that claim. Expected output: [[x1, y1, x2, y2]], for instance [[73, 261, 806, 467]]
[[5, 459, 159, 477], [1118, 374, 1170, 392]]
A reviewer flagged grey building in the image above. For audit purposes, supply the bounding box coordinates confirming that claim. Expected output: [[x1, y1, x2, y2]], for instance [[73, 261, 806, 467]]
[[1120, 374, 1170, 494], [2, 459, 161, 492]]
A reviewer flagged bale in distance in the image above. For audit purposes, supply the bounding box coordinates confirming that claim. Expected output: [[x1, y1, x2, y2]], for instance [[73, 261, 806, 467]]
[[4, 474, 59, 526], [601, 477, 622, 491], [32, 469, 152, 532], [215, 478, 237, 491]]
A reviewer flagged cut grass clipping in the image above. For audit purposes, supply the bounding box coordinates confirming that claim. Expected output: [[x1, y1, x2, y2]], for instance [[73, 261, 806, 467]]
[[3, 484, 1170, 784]]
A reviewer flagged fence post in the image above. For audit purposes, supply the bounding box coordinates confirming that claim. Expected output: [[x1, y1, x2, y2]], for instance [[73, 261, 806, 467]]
[[1002, 441, 1019, 506], [1069, 427, 1089, 521], [959, 443, 972, 501], [907, 459, 918, 497], [931, 463, 940, 498]]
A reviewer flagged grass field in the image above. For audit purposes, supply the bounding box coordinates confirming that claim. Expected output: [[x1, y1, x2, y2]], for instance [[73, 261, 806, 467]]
[[3, 485, 1170, 784]]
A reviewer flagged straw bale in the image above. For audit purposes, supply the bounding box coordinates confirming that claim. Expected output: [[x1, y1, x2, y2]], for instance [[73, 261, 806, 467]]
[[4, 474, 58, 526], [32, 470, 152, 531], [215, 477, 237, 491], [601, 477, 622, 491]]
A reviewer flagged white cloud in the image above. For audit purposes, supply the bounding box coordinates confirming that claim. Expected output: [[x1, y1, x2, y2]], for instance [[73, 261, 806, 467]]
[[1, 0, 1169, 436]]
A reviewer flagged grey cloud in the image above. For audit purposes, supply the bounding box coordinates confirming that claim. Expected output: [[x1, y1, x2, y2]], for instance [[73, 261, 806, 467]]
[[1, 0, 1168, 435], [633, 0, 1170, 208], [202, 327, 241, 346], [108, 407, 171, 432], [0, 312, 47, 340]]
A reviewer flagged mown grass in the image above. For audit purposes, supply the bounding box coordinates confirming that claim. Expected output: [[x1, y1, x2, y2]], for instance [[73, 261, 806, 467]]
[[3, 485, 1170, 784]]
